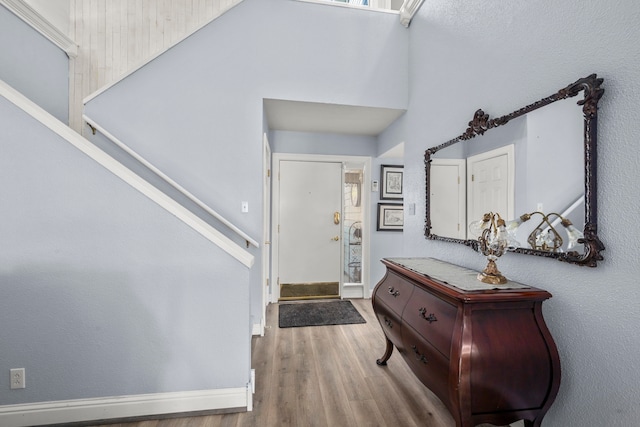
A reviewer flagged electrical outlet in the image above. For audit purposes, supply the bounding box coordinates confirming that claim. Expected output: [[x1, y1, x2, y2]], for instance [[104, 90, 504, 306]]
[[10, 368, 25, 389]]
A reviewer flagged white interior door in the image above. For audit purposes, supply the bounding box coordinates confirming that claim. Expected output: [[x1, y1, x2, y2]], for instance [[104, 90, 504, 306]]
[[430, 159, 466, 239], [278, 160, 343, 288], [467, 145, 515, 229]]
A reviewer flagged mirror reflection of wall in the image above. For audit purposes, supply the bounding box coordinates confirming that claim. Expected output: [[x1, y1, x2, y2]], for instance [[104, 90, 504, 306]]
[[429, 96, 584, 253], [344, 168, 363, 284]]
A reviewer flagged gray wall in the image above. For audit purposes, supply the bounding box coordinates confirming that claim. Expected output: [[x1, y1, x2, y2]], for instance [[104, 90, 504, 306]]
[[271, 130, 377, 157], [370, 156, 405, 285], [0, 5, 69, 123], [371, 107, 407, 286], [0, 96, 250, 404], [402, 0, 640, 425], [84, 0, 408, 330]]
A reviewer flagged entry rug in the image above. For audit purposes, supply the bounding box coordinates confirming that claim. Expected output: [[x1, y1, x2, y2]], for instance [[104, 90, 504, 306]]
[[278, 300, 366, 328]]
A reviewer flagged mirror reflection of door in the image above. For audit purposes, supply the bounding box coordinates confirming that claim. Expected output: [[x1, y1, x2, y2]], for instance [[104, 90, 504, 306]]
[[467, 145, 515, 232], [430, 159, 466, 239], [278, 160, 343, 300]]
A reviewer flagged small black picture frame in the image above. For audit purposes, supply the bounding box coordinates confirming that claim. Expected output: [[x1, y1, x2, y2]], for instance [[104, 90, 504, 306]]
[[380, 164, 403, 200], [377, 203, 404, 231]]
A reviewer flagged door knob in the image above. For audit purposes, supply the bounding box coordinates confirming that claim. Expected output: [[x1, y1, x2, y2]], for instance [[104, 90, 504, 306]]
[[331, 236, 340, 241], [334, 212, 341, 225]]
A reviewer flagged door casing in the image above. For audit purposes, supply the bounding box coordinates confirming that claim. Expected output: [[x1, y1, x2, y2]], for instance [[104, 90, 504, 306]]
[[270, 153, 372, 302]]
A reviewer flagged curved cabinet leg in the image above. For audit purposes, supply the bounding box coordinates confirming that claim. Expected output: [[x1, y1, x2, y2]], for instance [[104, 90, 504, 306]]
[[376, 337, 394, 366]]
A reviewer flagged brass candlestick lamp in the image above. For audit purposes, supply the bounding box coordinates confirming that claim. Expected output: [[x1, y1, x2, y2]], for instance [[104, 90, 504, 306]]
[[470, 212, 517, 285]]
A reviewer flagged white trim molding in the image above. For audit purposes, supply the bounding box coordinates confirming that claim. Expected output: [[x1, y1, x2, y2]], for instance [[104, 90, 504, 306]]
[[0, 388, 251, 427], [399, 0, 425, 27], [252, 317, 265, 337], [1, 78, 254, 268], [342, 283, 365, 299], [0, 0, 77, 57]]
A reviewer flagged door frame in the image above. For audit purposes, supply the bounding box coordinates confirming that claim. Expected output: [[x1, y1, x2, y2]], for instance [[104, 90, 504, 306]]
[[259, 133, 271, 336], [270, 153, 372, 303]]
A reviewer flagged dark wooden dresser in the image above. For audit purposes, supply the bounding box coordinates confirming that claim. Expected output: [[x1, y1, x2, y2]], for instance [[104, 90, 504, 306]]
[[372, 258, 561, 427]]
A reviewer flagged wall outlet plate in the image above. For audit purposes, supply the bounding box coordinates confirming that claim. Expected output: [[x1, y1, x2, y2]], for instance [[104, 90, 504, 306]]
[[10, 368, 25, 389]]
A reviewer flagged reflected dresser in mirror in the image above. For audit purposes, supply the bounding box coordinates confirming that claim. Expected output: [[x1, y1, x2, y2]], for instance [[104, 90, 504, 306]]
[[372, 258, 561, 427]]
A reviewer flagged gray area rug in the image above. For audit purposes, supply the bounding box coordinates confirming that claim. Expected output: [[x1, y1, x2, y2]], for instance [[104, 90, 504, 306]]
[[278, 300, 366, 328]]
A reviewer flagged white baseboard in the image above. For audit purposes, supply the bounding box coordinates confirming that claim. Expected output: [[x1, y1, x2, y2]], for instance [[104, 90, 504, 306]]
[[342, 284, 364, 299], [252, 319, 265, 336], [0, 387, 251, 427]]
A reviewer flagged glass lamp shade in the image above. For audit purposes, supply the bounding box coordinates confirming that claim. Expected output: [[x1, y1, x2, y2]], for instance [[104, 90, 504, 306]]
[[565, 224, 584, 250], [469, 215, 492, 238], [504, 216, 526, 249], [505, 217, 523, 233]]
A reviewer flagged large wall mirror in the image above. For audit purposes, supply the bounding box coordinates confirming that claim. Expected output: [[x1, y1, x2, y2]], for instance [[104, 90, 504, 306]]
[[425, 74, 605, 267]]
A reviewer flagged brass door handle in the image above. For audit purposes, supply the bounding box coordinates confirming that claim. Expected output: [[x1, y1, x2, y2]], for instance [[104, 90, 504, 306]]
[[334, 211, 341, 225], [331, 236, 340, 241]]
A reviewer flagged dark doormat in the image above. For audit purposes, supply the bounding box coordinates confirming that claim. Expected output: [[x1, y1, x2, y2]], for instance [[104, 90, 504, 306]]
[[278, 300, 366, 328]]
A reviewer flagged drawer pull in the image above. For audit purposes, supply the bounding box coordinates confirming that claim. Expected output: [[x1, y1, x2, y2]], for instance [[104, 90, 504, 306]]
[[383, 316, 393, 328], [419, 307, 438, 323], [388, 286, 400, 297], [411, 345, 428, 364]]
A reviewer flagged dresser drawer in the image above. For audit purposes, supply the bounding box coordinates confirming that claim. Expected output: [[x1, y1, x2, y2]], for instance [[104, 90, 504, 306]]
[[401, 323, 450, 405], [373, 299, 404, 350], [374, 270, 414, 316], [403, 286, 457, 357]]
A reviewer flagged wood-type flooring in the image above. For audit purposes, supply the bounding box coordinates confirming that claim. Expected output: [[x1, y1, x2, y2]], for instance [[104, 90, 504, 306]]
[[89, 299, 515, 427]]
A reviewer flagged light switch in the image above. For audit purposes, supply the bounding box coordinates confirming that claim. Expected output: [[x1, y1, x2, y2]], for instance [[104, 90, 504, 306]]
[[242, 201, 249, 213]]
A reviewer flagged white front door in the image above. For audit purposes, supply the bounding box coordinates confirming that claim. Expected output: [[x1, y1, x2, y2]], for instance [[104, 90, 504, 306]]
[[467, 145, 515, 228], [278, 160, 343, 292]]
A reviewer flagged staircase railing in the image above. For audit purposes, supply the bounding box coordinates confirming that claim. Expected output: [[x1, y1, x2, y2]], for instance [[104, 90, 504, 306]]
[[1, 78, 254, 268], [83, 115, 260, 250]]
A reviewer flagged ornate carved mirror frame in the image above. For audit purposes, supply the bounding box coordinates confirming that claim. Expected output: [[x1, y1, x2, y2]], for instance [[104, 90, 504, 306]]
[[424, 74, 605, 267]]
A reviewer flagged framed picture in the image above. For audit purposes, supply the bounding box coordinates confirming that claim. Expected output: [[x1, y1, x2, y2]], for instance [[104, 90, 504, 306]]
[[380, 164, 404, 200], [377, 203, 404, 231]]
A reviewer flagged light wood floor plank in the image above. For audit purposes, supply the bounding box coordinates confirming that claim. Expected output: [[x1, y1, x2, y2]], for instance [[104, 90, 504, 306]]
[[309, 325, 358, 427], [348, 398, 389, 427], [293, 327, 326, 427]]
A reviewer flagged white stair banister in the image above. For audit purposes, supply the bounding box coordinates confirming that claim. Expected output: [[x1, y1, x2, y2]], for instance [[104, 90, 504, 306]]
[[1, 78, 254, 268], [83, 115, 260, 250]]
